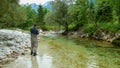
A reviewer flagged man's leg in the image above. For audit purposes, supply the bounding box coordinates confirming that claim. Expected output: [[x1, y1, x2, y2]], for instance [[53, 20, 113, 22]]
[[31, 37, 34, 55], [33, 39, 38, 56], [31, 45, 34, 55]]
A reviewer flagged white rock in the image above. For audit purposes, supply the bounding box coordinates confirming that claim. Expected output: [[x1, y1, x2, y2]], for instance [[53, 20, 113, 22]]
[[0, 29, 31, 59]]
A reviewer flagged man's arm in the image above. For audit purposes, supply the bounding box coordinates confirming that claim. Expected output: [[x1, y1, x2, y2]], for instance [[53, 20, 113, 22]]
[[36, 29, 39, 35]]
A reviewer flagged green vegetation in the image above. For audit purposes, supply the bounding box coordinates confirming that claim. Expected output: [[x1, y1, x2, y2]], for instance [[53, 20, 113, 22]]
[[0, 0, 120, 32], [0, 0, 46, 30], [44, 0, 120, 34], [37, 5, 48, 30], [112, 38, 120, 47], [19, 5, 37, 29]]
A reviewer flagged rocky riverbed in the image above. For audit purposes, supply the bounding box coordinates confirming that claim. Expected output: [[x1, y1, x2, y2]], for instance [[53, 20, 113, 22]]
[[0, 29, 30, 67]]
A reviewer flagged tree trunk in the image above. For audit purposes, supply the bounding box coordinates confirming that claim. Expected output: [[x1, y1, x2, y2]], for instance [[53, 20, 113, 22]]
[[90, 9, 97, 31], [62, 22, 68, 35]]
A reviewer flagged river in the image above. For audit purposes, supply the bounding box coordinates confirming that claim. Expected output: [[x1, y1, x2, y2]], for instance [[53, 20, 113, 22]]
[[2, 34, 120, 68]]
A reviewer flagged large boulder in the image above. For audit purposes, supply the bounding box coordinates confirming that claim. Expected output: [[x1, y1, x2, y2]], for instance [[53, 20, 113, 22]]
[[0, 29, 30, 63]]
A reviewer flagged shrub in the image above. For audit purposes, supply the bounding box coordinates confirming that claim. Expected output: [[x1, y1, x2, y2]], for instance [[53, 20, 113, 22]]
[[112, 38, 120, 47], [84, 24, 95, 36]]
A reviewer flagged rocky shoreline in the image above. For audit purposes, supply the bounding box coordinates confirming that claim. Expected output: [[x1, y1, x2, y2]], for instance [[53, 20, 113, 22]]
[[39, 29, 120, 46], [0, 29, 30, 67], [67, 29, 120, 46]]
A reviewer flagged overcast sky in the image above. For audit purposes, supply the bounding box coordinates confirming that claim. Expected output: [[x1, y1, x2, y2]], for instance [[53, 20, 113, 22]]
[[19, 0, 52, 5]]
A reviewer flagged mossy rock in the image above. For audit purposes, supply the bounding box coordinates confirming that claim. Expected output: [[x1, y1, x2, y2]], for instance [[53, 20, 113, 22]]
[[112, 38, 120, 47]]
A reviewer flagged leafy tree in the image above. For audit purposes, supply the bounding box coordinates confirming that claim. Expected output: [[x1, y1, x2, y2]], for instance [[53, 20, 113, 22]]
[[114, 0, 120, 23], [24, 5, 37, 28], [37, 5, 48, 30], [0, 0, 28, 28], [52, 0, 70, 34], [44, 11, 59, 30], [74, 0, 89, 29], [88, 0, 98, 30], [96, 1, 113, 23]]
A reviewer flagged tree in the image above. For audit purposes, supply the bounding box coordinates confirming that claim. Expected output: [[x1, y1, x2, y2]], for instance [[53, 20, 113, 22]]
[[37, 5, 48, 30], [52, 0, 70, 34], [88, 0, 97, 30], [69, 0, 89, 30], [44, 11, 59, 30], [0, 0, 28, 28], [24, 5, 37, 28], [96, 1, 113, 23], [114, 0, 120, 23]]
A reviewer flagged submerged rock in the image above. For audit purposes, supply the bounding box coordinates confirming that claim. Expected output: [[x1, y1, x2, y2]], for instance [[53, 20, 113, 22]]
[[0, 29, 30, 64]]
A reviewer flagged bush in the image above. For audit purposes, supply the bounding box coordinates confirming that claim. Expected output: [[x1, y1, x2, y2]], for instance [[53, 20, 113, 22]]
[[112, 38, 120, 47], [98, 23, 120, 32], [84, 24, 95, 36]]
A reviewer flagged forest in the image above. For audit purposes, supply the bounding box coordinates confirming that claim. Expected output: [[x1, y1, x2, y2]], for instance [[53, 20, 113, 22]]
[[0, 0, 120, 34]]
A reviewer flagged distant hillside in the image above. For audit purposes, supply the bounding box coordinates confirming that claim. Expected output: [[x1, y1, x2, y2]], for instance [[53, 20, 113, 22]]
[[30, 3, 39, 12], [43, 1, 52, 11], [30, 1, 52, 12]]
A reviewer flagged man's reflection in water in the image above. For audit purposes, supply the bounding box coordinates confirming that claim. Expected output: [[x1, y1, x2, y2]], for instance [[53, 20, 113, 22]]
[[31, 56, 39, 68], [30, 53, 52, 68]]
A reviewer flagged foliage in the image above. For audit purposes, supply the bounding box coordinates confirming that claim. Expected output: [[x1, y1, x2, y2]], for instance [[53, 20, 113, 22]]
[[84, 24, 95, 36], [18, 5, 37, 29], [44, 12, 59, 30], [51, 0, 69, 34], [112, 38, 120, 47], [0, 0, 120, 35], [96, 1, 113, 23], [37, 5, 48, 30], [98, 23, 120, 32], [113, 0, 120, 22], [0, 0, 37, 29], [0, 0, 19, 28]]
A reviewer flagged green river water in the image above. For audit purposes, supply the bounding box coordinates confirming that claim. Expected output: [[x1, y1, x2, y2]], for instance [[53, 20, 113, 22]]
[[2, 35, 120, 68]]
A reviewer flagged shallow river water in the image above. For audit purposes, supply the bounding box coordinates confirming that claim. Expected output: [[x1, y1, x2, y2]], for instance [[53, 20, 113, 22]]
[[2, 35, 120, 68]]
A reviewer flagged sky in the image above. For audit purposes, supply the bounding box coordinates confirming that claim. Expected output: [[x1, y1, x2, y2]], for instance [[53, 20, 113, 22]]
[[19, 0, 52, 5]]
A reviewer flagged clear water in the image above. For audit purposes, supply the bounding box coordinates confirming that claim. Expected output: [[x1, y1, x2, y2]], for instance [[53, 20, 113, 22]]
[[2, 35, 120, 68]]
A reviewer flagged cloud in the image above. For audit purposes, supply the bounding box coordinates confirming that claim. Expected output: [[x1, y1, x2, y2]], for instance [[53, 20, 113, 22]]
[[19, 0, 52, 5]]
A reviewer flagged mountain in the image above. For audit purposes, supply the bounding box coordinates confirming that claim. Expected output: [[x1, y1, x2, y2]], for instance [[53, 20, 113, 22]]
[[43, 1, 52, 11], [30, 1, 52, 12], [30, 3, 39, 12]]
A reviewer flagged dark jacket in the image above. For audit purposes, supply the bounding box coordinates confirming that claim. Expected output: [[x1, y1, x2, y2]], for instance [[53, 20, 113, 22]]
[[30, 27, 39, 35]]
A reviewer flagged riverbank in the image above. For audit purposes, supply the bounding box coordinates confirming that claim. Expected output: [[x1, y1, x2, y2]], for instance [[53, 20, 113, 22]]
[[67, 29, 120, 46], [39, 29, 120, 47], [0, 29, 30, 67]]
